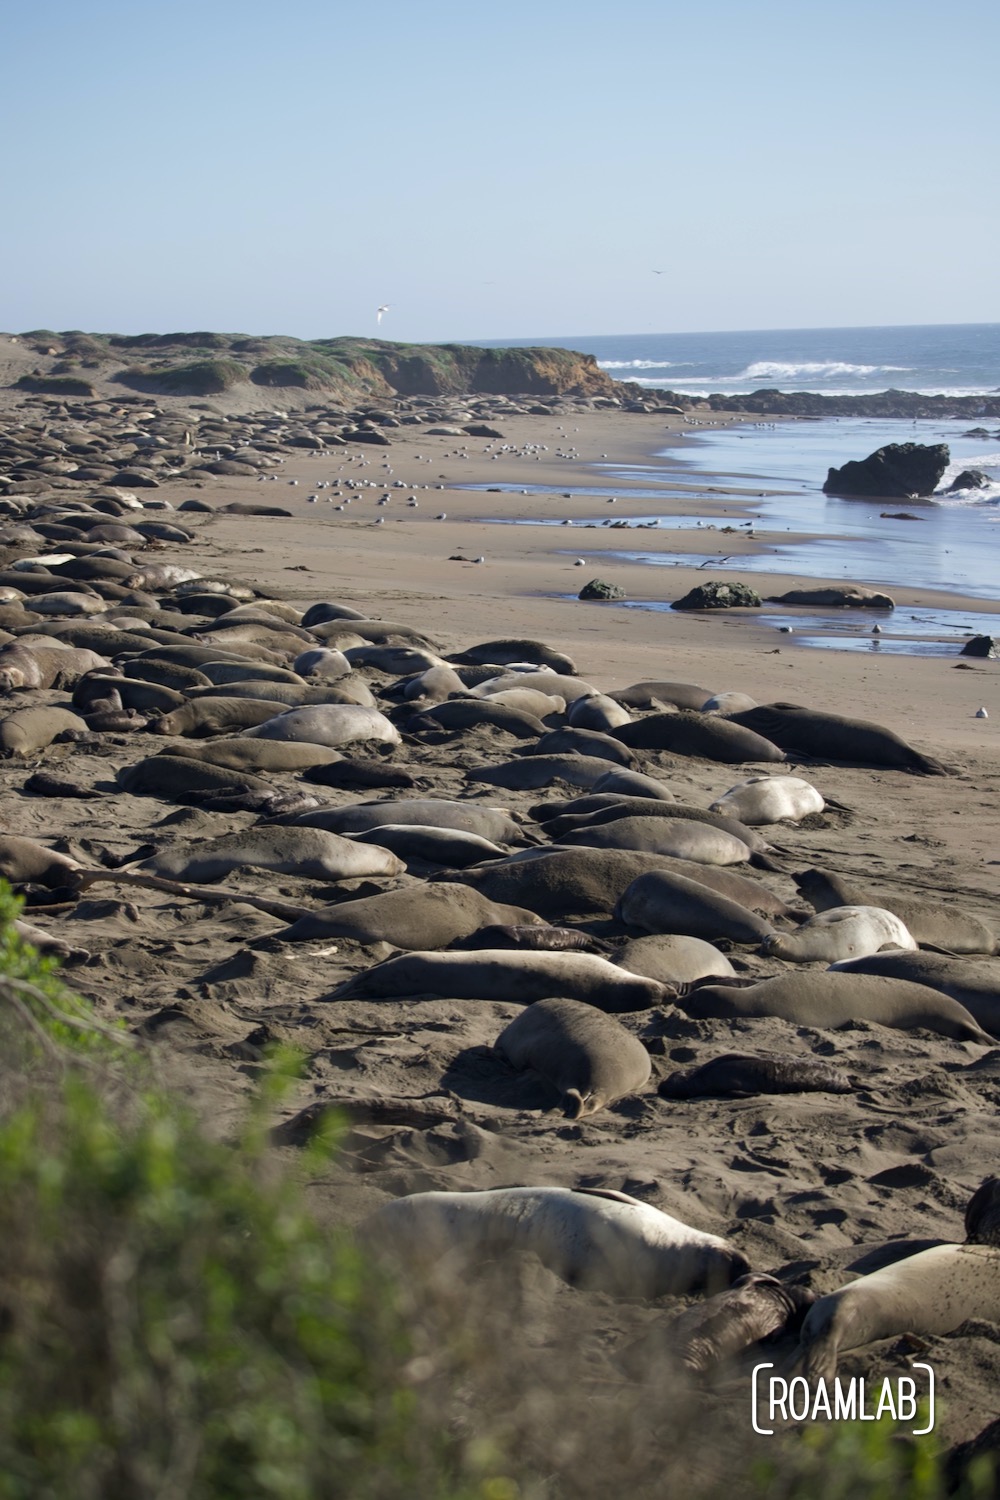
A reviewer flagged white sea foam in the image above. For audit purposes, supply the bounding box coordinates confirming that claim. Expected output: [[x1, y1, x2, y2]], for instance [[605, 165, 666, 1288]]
[[597, 358, 675, 370], [625, 375, 1000, 397], [739, 360, 912, 381]]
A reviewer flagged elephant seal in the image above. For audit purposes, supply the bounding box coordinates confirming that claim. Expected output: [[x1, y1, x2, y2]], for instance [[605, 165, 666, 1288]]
[[362, 1186, 749, 1298], [240, 704, 400, 748], [345, 823, 509, 867], [494, 998, 651, 1117], [450, 639, 576, 674], [709, 775, 824, 825], [701, 692, 758, 715], [293, 647, 351, 681], [727, 703, 949, 776], [477, 688, 565, 720], [537, 799, 769, 855], [528, 727, 637, 767], [75, 674, 185, 715], [329, 949, 668, 1012], [452, 925, 609, 955], [161, 740, 342, 773], [566, 693, 632, 732], [472, 670, 597, 704], [668, 1274, 816, 1374], [616, 935, 736, 986], [0, 643, 108, 692], [609, 681, 713, 711], [591, 768, 676, 801], [272, 884, 543, 948], [792, 1243, 1000, 1381], [828, 951, 1000, 1034], [0, 835, 80, 888], [137, 827, 405, 883], [406, 699, 546, 739], [965, 1177, 1000, 1248], [302, 757, 417, 790], [117, 756, 271, 799], [398, 663, 467, 703], [762, 906, 917, 963], [559, 818, 754, 866], [617, 870, 777, 945], [681, 972, 993, 1043], [290, 798, 525, 846], [615, 713, 786, 764], [0, 706, 90, 755], [659, 1053, 853, 1099], [793, 868, 997, 955], [343, 644, 444, 675], [151, 697, 294, 737], [465, 754, 615, 790]]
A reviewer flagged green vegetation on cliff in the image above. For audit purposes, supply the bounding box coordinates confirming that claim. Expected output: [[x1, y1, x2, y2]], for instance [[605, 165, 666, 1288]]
[[13, 330, 615, 402]]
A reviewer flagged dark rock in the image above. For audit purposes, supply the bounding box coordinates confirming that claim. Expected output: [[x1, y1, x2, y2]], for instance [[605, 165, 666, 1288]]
[[463, 424, 504, 438], [947, 468, 990, 492], [961, 636, 998, 659], [578, 578, 627, 601], [822, 442, 949, 498], [672, 580, 762, 610]]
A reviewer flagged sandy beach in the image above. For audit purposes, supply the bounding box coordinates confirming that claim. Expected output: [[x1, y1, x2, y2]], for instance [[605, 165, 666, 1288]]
[[2, 381, 1000, 1482]]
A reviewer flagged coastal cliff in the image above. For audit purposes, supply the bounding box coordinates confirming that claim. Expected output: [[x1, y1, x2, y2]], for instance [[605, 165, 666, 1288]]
[[7, 331, 617, 403]]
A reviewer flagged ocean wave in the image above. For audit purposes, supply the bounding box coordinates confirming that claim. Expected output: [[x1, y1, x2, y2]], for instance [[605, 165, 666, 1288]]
[[597, 358, 676, 370], [739, 360, 913, 380], [625, 375, 1000, 397]]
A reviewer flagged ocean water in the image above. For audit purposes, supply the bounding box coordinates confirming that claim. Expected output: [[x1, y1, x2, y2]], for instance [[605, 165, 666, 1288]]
[[478, 323, 1000, 398]]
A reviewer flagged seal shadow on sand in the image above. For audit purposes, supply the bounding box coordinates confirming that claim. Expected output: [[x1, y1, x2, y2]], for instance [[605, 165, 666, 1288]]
[[442, 1044, 564, 1113]]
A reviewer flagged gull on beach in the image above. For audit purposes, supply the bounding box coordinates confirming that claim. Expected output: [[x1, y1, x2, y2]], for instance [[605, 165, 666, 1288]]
[[377, 304, 390, 325]]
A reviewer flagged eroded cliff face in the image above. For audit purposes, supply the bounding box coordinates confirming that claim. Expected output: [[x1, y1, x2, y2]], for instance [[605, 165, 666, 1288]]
[[7, 331, 618, 402]]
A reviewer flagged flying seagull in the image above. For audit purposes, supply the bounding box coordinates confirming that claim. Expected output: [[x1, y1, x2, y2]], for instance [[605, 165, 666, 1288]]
[[377, 304, 390, 325]]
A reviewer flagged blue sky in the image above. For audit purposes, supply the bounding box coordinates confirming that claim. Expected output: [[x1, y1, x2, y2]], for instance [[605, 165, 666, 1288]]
[[2, 0, 997, 342]]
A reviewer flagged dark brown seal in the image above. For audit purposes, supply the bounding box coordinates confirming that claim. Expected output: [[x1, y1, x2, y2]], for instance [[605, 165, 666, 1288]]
[[451, 924, 610, 954], [728, 702, 949, 775], [659, 1052, 853, 1099], [668, 1273, 817, 1374]]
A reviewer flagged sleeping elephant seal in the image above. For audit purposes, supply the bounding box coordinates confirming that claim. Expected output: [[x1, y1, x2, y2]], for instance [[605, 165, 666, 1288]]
[[793, 868, 997, 955], [0, 706, 90, 755], [272, 884, 544, 948], [328, 948, 668, 1012], [727, 703, 949, 776], [828, 951, 1000, 1035], [792, 1243, 1000, 1381], [668, 1274, 816, 1374], [659, 1053, 853, 1099], [617, 934, 737, 986], [559, 817, 754, 866], [709, 775, 824, 825], [161, 739, 342, 773], [681, 971, 993, 1044], [616, 869, 777, 945], [465, 754, 615, 791], [0, 835, 80, 888], [405, 699, 546, 739], [449, 639, 576, 674], [344, 823, 509, 867], [591, 767, 676, 801], [528, 727, 637, 767], [289, 798, 526, 846], [965, 1176, 1000, 1248], [117, 756, 271, 799], [762, 905, 917, 963], [362, 1186, 749, 1298], [136, 826, 405, 883], [566, 693, 632, 732], [614, 712, 786, 765], [240, 704, 400, 748], [494, 997, 651, 1117], [302, 757, 417, 791], [609, 681, 713, 711], [151, 697, 295, 737]]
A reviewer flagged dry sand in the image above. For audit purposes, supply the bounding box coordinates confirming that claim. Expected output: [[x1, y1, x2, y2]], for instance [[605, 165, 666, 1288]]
[[3, 390, 1000, 1473]]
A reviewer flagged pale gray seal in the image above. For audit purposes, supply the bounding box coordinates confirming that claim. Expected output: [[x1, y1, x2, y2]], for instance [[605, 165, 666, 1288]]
[[494, 998, 651, 1117], [709, 775, 824, 825], [240, 704, 400, 748], [151, 697, 295, 736], [762, 906, 917, 963], [529, 727, 637, 767], [793, 868, 997, 955], [659, 1053, 853, 1099], [566, 693, 632, 732], [681, 971, 993, 1043], [590, 767, 676, 801], [273, 885, 544, 947], [793, 1243, 1000, 1380], [362, 1186, 749, 1297], [535, 797, 769, 854], [559, 817, 754, 866], [161, 740, 342, 773], [137, 827, 405, 883], [329, 948, 668, 1011], [728, 703, 949, 775], [0, 835, 80, 888]]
